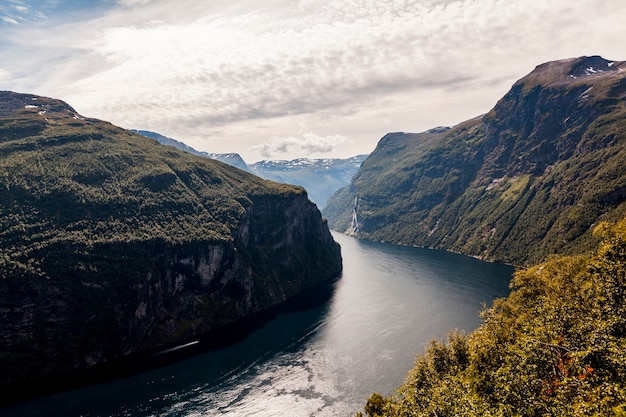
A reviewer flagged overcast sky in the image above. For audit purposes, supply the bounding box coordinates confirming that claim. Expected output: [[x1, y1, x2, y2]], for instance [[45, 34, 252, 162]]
[[1, 1, 625, 162]]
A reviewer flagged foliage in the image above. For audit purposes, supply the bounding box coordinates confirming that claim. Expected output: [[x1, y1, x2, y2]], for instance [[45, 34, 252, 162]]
[[0, 93, 311, 279], [358, 218, 626, 417], [324, 57, 626, 267]]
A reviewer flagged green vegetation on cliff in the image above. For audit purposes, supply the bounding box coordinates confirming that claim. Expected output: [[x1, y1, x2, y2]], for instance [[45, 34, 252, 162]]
[[0, 91, 342, 391], [0, 93, 293, 257], [324, 56, 626, 266], [359, 217, 626, 417]]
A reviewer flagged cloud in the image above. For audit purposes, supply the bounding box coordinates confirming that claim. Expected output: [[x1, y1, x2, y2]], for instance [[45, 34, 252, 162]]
[[1, 0, 626, 162], [1, 16, 19, 24], [0, 1, 43, 26], [0, 1, 25, 25], [0, 69, 11, 82], [46, 0, 502, 131], [251, 132, 351, 158], [116, 0, 154, 6]]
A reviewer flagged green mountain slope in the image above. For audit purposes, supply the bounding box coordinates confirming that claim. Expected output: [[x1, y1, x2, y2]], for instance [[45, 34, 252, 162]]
[[359, 217, 626, 417], [0, 92, 342, 392], [131, 130, 367, 209], [324, 56, 626, 266], [131, 129, 251, 171]]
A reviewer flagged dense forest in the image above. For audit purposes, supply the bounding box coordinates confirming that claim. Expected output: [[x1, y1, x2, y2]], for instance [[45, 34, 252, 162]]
[[358, 217, 626, 416]]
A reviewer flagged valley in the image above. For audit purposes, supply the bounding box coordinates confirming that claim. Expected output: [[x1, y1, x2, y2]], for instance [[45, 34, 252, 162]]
[[1, 54, 626, 416]]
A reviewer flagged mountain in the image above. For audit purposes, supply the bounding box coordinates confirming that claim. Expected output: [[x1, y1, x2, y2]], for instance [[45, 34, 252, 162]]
[[324, 56, 626, 266], [0, 92, 342, 396], [132, 130, 366, 208], [250, 156, 368, 208], [360, 216, 626, 417], [131, 129, 250, 171]]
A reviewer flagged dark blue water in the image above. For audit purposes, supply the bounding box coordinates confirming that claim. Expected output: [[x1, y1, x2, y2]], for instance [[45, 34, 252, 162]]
[[2, 232, 514, 417]]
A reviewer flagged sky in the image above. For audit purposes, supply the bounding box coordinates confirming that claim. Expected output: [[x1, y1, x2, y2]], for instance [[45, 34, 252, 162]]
[[1, 1, 625, 163]]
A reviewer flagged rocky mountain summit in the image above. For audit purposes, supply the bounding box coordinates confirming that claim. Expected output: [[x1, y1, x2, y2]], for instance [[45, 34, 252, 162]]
[[324, 56, 626, 266], [0, 92, 342, 397]]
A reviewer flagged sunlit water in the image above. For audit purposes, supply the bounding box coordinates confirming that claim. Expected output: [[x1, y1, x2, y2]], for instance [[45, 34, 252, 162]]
[[3, 232, 514, 417]]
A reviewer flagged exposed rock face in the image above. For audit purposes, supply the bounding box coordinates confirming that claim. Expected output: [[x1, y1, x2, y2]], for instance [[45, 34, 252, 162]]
[[324, 56, 626, 266], [0, 92, 342, 391], [2, 194, 340, 379]]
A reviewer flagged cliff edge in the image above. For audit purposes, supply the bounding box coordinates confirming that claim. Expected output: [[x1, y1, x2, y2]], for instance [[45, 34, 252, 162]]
[[0, 91, 342, 396]]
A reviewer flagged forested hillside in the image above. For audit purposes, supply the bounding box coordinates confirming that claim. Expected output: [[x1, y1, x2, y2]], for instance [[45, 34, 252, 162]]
[[0, 91, 342, 396], [132, 130, 366, 208], [359, 217, 626, 416], [324, 56, 626, 266]]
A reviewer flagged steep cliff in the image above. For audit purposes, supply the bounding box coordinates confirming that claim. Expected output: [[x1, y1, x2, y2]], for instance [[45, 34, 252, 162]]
[[0, 92, 342, 393], [324, 56, 626, 265]]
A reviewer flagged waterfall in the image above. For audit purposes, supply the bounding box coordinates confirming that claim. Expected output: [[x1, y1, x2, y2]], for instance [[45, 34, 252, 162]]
[[349, 195, 359, 235]]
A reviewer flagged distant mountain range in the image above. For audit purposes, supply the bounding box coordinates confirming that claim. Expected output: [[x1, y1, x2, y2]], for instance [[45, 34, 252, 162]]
[[132, 130, 367, 208], [248, 156, 367, 208], [131, 130, 250, 171], [324, 55, 626, 266]]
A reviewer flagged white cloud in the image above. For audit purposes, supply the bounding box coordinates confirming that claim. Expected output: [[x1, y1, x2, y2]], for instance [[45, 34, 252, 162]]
[[251, 132, 351, 158], [52, 0, 485, 128], [116, 0, 153, 6], [1, 0, 626, 162], [1, 15, 19, 24], [0, 69, 11, 81]]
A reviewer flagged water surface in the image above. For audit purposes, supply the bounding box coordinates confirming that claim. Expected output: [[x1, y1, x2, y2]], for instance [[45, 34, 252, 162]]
[[3, 232, 514, 416]]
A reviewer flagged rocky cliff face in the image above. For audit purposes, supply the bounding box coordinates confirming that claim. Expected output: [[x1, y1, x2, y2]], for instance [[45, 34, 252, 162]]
[[0, 92, 342, 393], [324, 56, 626, 265]]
